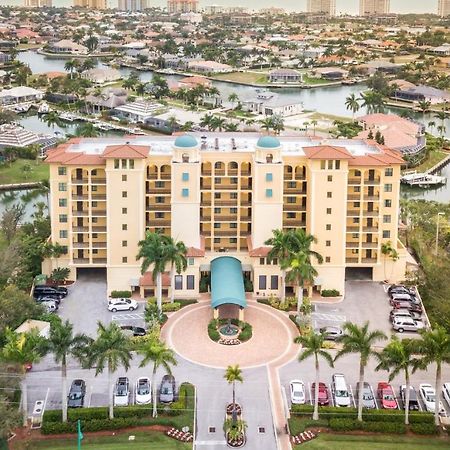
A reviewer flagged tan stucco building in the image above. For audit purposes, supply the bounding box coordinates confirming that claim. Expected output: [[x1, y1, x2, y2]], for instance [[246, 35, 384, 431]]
[[43, 134, 407, 300]]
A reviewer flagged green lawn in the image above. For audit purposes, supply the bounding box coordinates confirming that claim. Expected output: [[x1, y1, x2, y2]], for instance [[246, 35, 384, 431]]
[[211, 71, 268, 85], [411, 150, 449, 173], [296, 434, 450, 449], [0, 159, 49, 185], [16, 432, 191, 450]]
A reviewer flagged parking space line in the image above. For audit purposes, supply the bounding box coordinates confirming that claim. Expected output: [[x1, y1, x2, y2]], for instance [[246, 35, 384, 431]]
[[88, 385, 93, 408], [308, 383, 312, 405], [349, 384, 356, 407], [329, 383, 335, 407], [311, 313, 346, 322]]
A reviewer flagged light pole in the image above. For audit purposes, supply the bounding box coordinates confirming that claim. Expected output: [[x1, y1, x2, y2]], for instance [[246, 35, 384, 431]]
[[435, 212, 445, 255]]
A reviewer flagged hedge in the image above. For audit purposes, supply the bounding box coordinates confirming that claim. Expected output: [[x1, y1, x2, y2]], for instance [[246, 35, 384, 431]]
[[329, 419, 406, 434], [110, 291, 132, 298], [162, 302, 181, 312], [409, 422, 439, 435], [329, 418, 358, 431], [321, 289, 340, 297], [238, 323, 252, 342]]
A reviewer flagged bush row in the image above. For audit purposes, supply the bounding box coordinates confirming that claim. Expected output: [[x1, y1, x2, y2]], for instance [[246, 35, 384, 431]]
[[110, 291, 132, 298], [321, 289, 340, 297], [238, 322, 253, 342], [329, 418, 406, 434]]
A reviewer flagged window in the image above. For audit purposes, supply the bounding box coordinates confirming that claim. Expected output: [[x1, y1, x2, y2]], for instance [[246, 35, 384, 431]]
[[328, 160, 333, 169], [326, 224, 331, 230], [122, 257, 128, 263], [327, 192, 332, 198], [288, 181, 296, 188], [320, 160, 326, 170], [384, 199, 392, 207], [187, 275, 195, 290], [59, 214, 67, 223], [231, 177, 238, 184], [122, 224, 127, 230], [230, 238, 237, 244], [59, 198, 67, 207], [122, 240, 127, 247], [58, 167, 66, 176], [326, 208, 332, 214], [383, 215, 391, 223], [92, 170, 97, 176], [287, 197, 296, 203], [122, 207, 127, 214], [260, 258, 265, 265], [214, 208, 221, 214], [385, 168, 393, 177], [352, 233, 358, 238], [230, 208, 237, 214], [122, 191, 127, 198], [182, 188, 189, 197], [92, 201, 97, 207], [335, 160, 340, 170], [384, 184, 392, 192], [214, 193, 221, 199], [214, 177, 221, 184], [327, 175, 333, 182], [121, 159, 127, 169], [182, 172, 189, 181], [353, 218, 360, 223], [129, 160, 134, 169], [93, 249, 98, 254], [188, 258, 194, 265], [155, 212, 164, 219], [230, 193, 238, 199], [326, 240, 331, 247], [230, 223, 237, 229], [354, 186, 360, 192], [287, 212, 296, 219], [92, 217, 97, 223], [353, 202, 360, 208], [266, 173, 273, 182], [175, 275, 183, 290], [266, 189, 273, 198], [58, 183, 67, 192], [214, 223, 221, 229], [259, 275, 267, 290], [93, 233, 98, 238], [214, 237, 221, 243], [114, 159, 119, 169], [61, 246, 68, 254], [270, 275, 278, 290], [383, 230, 391, 238], [156, 197, 164, 203], [91, 185, 97, 192], [325, 256, 331, 263], [59, 230, 68, 238], [272, 258, 278, 265], [155, 181, 164, 188], [122, 174, 127, 182]]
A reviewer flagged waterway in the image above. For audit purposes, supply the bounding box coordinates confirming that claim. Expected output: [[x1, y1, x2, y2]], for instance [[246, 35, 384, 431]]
[[0, 189, 47, 222]]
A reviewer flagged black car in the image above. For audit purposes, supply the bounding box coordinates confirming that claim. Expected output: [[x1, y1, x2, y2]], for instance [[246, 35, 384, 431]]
[[35, 295, 61, 305], [33, 286, 66, 300], [399, 385, 420, 411], [120, 326, 146, 337], [68, 379, 86, 408]]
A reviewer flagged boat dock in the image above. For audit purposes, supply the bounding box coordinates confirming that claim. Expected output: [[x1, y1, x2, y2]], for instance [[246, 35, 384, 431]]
[[426, 153, 450, 175], [401, 171, 447, 187]]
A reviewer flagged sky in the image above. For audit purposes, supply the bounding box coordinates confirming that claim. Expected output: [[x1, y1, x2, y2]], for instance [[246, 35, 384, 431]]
[[0, 0, 441, 15]]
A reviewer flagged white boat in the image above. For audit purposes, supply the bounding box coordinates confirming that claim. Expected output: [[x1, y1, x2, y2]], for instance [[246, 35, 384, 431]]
[[59, 112, 78, 122], [401, 171, 447, 187], [38, 102, 50, 114]]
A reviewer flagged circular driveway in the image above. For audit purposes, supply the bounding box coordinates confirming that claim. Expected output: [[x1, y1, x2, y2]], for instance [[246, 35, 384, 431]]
[[161, 301, 299, 369]]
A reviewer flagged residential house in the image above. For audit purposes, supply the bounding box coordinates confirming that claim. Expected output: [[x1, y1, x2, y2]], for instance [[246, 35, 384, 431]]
[[81, 68, 122, 84], [242, 91, 303, 117], [187, 60, 233, 74], [268, 69, 302, 83], [0, 86, 44, 105], [49, 40, 89, 55], [114, 100, 163, 123], [312, 67, 349, 80]]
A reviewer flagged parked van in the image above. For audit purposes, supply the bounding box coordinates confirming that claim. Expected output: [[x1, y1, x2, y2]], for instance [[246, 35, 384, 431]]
[[332, 373, 351, 407]]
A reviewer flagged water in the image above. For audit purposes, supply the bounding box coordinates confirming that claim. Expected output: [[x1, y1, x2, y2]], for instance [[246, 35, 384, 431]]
[[0, 189, 47, 222]]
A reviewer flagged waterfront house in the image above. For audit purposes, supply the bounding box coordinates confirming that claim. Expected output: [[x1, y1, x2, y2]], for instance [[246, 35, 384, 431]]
[[81, 68, 122, 84], [0, 86, 44, 105], [429, 44, 450, 57], [114, 100, 163, 123], [49, 40, 89, 55], [187, 60, 233, 74], [178, 76, 212, 89], [268, 69, 302, 83], [312, 67, 349, 81], [0, 51, 11, 65], [85, 88, 127, 113], [392, 84, 450, 105], [242, 91, 303, 117]]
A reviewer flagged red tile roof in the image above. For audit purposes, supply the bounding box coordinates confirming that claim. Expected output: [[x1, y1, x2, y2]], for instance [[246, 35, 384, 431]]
[[102, 144, 149, 159], [247, 236, 271, 257], [303, 145, 353, 160], [45, 145, 105, 165], [139, 271, 171, 287]]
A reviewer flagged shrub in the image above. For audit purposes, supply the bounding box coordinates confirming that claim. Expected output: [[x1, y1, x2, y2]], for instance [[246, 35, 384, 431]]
[[208, 319, 220, 342], [408, 413, 435, 424], [244, 278, 253, 292], [177, 299, 198, 307], [288, 418, 329, 435], [162, 302, 181, 312], [363, 421, 405, 434], [321, 289, 340, 297], [110, 290, 132, 298], [238, 322, 252, 342], [362, 409, 404, 423], [410, 423, 439, 435], [329, 418, 360, 431]]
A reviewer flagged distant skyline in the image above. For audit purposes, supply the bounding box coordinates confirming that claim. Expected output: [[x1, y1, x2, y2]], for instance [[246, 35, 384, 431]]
[[0, 0, 441, 14]]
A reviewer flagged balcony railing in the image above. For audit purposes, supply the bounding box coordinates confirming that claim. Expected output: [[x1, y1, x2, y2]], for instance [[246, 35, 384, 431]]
[[73, 242, 89, 249], [91, 210, 107, 216], [73, 258, 90, 264], [363, 210, 379, 217], [362, 257, 377, 263], [72, 210, 89, 217], [214, 231, 237, 236], [348, 178, 362, 185], [362, 242, 378, 248], [214, 185, 238, 190], [346, 242, 359, 248], [347, 194, 360, 201], [215, 215, 238, 222], [214, 200, 237, 206], [346, 257, 359, 263], [72, 226, 89, 232], [92, 258, 107, 264], [284, 189, 306, 195], [91, 178, 106, 185], [92, 194, 106, 200], [201, 170, 212, 176], [346, 226, 360, 232], [241, 171, 251, 176], [72, 194, 88, 200], [283, 220, 306, 227], [147, 220, 171, 227], [347, 210, 360, 217], [147, 204, 171, 211], [92, 226, 107, 232], [241, 216, 251, 222], [364, 177, 380, 185], [283, 204, 306, 211], [71, 178, 88, 184], [200, 216, 211, 221], [160, 173, 171, 180], [364, 195, 380, 201], [362, 226, 378, 232], [147, 173, 158, 180], [147, 188, 171, 194], [92, 242, 107, 248]]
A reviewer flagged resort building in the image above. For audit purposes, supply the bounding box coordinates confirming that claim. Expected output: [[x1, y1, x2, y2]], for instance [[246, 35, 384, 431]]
[[438, 0, 450, 17], [73, 0, 107, 9], [117, 0, 149, 11], [359, 0, 390, 16], [167, 0, 198, 14], [306, 0, 336, 16], [24, 0, 52, 6], [43, 134, 407, 302]]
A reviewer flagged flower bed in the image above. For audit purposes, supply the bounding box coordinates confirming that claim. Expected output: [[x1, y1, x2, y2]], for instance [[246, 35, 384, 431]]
[[207, 319, 253, 345]]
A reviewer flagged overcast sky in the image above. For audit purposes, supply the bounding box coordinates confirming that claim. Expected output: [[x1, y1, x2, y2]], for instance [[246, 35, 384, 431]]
[[0, 0, 440, 15]]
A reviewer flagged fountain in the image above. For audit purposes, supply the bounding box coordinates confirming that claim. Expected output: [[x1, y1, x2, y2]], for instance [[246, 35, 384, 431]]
[[219, 319, 239, 337]]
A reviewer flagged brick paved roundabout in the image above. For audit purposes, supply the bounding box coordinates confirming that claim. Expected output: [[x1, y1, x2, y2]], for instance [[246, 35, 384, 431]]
[[161, 299, 299, 369]]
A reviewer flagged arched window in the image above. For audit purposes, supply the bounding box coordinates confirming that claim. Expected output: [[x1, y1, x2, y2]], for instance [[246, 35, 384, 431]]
[[266, 154, 273, 163], [182, 153, 189, 163]]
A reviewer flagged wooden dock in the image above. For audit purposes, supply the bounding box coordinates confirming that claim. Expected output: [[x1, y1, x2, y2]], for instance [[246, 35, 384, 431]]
[[426, 153, 450, 175], [0, 182, 43, 191]]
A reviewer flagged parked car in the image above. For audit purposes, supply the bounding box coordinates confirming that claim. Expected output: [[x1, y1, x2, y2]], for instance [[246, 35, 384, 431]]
[[311, 382, 330, 406], [356, 382, 376, 409], [391, 300, 423, 314], [389, 309, 421, 322], [160, 375, 176, 403], [67, 379, 86, 408], [33, 285, 66, 300], [392, 317, 424, 333], [388, 285, 415, 297], [35, 295, 61, 305], [442, 382, 450, 408], [120, 326, 146, 337], [108, 298, 138, 312], [41, 300, 58, 313], [318, 326, 344, 341], [332, 374, 351, 407], [399, 385, 419, 411], [135, 377, 151, 405], [113, 377, 130, 406], [377, 382, 398, 409], [290, 380, 306, 405], [419, 383, 445, 414], [389, 294, 420, 306]]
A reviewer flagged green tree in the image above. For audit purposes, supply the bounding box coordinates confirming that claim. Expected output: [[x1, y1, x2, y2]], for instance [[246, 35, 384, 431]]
[[345, 93, 361, 121], [64, 59, 78, 79], [0, 204, 25, 244], [228, 92, 239, 109], [50, 267, 71, 284], [84, 35, 99, 53], [224, 365, 243, 420], [43, 111, 63, 129], [85, 322, 132, 419], [223, 418, 247, 444], [138, 338, 177, 417], [260, 116, 274, 134], [210, 116, 226, 132], [164, 236, 188, 303], [335, 322, 386, 422], [295, 332, 333, 420], [381, 241, 399, 282], [75, 123, 99, 138]]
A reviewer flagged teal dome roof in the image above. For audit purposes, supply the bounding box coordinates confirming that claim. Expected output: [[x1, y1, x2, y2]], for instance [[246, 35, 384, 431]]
[[256, 135, 281, 149], [174, 135, 198, 148]]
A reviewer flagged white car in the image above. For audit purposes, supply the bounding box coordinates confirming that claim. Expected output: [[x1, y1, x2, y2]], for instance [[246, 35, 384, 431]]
[[135, 377, 151, 405], [108, 298, 138, 312], [290, 380, 306, 405], [443, 383, 450, 408], [419, 383, 445, 414], [113, 377, 130, 406]]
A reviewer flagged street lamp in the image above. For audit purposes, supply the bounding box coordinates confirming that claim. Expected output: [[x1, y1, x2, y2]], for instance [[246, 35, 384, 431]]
[[435, 212, 445, 256]]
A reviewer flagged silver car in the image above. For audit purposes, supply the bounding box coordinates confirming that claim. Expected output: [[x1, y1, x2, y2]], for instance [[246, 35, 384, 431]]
[[356, 382, 376, 409], [392, 317, 424, 333], [318, 326, 344, 341]]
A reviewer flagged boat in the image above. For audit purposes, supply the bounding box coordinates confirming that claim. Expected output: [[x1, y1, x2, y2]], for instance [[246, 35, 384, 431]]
[[342, 79, 357, 85], [38, 102, 50, 115], [13, 104, 31, 113], [59, 112, 78, 122], [401, 171, 447, 187]]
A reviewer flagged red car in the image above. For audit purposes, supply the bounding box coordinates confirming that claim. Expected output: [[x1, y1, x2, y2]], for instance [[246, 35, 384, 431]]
[[377, 382, 398, 409], [311, 382, 330, 406], [390, 300, 423, 314]]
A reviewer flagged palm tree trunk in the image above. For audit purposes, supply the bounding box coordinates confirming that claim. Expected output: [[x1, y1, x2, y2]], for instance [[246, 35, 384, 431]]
[[21, 378, 28, 427], [152, 365, 158, 418], [357, 362, 364, 422], [232, 380, 236, 412], [434, 362, 442, 426], [108, 367, 114, 420], [156, 271, 162, 312], [280, 269, 286, 305], [62, 360, 68, 423], [405, 370, 410, 426], [313, 356, 320, 421], [170, 266, 175, 304], [297, 282, 303, 316]]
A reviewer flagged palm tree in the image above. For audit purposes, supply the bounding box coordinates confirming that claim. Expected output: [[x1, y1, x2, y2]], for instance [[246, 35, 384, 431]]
[[228, 92, 239, 109], [42, 111, 63, 129], [136, 231, 169, 312], [418, 100, 431, 116], [310, 119, 318, 136], [85, 322, 132, 419], [345, 93, 360, 121], [45, 320, 90, 423], [223, 418, 247, 443], [375, 337, 420, 425], [224, 365, 243, 418], [200, 113, 214, 130], [210, 116, 226, 132], [0, 328, 46, 426], [434, 110, 446, 131], [380, 241, 399, 282], [335, 322, 386, 421], [64, 59, 77, 79], [138, 338, 177, 418], [428, 121, 436, 135], [295, 332, 333, 420], [75, 123, 99, 138], [164, 236, 188, 303], [416, 326, 450, 426], [225, 122, 239, 132], [260, 116, 274, 134]]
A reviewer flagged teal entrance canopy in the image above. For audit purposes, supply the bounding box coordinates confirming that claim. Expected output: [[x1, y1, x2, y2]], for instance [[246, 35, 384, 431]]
[[210, 256, 247, 309]]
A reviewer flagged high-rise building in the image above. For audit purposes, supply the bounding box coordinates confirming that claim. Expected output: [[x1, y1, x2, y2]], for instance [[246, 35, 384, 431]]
[[438, 0, 450, 17], [307, 0, 336, 16], [118, 0, 149, 11], [43, 133, 407, 301], [24, 0, 52, 6], [167, 0, 198, 14], [73, 0, 107, 9], [359, 0, 390, 16]]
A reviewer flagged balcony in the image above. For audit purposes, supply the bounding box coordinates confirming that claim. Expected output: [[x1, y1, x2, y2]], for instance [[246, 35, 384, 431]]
[[346, 257, 359, 264], [364, 195, 380, 201], [147, 188, 171, 194], [73, 242, 89, 249], [347, 210, 360, 217], [92, 226, 107, 232], [364, 177, 380, 185], [147, 173, 158, 180], [214, 200, 237, 206], [214, 231, 237, 237], [362, 242, 378, 248], [91, 210, 107, 216], [284, 189, 306, 195], [362, 257, 378, 263], [91, 178, 106, 185], [200, 216, 211, 221], [73, 258, 90, 264], [241, 171, 251, 176], [346, 226, 360, 232], [283, 204, 306, 212], [92, 194, 106, 201], [160, 173, 171, 180], [228, 169, 239, 176], [72, 210, 88, 217], [215, 215, 237, 222], [283, 219, 306, 227], [147, 204, 171, 211], [241, 184, 252, 190], [363, 210, 379, 217], [347, 194, 360, 201], [72, 226, 89, 232], [215, 171, 226, 176], [362, 226, 378, 232], [240, 201, 251, 206], [346, 242, 359, 248], [348, 178, 362, 185], [214, 184, 238, 190], [201, 184, 212, 190], [72, 194, 88, 201], [241, 215, 251, 222], [147, 220, 171, 227], [202, 170, 212, 176], [92, 242, 107, 248], [71, 178, 88, 185], [92, 258, 107, 264]]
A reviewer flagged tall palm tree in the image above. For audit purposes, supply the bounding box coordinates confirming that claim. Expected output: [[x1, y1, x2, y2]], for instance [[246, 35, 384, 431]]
[[224, 365, 243, 419], [345, 93, 360, 121], [164, 236, 188, 303], [85, 322, 132, 419], [260, 116, 274, 134], [310, 119, 318, 136], [0, 328, 46, 426], [295, 332, 333, 420], [380, 241, 399, 282], [428, 121, 436, 135], [138, 338, 177, 418], [45, 320, 90, 423], [75, 123, 99, 138], [375, 337, 420, 425], [210, 116, 226, 132], [416, 326, 450, 426], [228, 92, 239, 109], [136, 231, 169, 312], [64, 59, 77, 79], [418, 100, 431, 116], [42, 111, 63, 129], [335, 322, 386, 422]]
